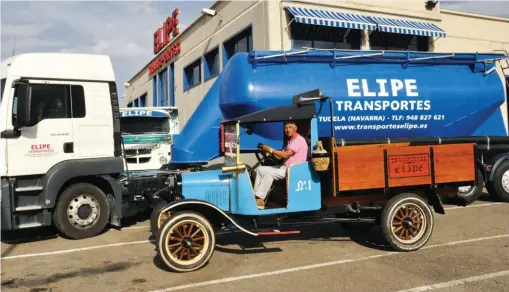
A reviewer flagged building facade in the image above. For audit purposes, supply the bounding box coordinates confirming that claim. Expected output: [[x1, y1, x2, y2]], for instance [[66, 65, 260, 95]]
[[124, 0, 509, 128]]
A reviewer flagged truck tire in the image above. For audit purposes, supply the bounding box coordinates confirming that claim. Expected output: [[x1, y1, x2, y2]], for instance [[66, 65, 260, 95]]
[[53, 183, 110, 239], [456, 167, 484, 205], [380, 193, 434, 252], [150, 201, 171, 236], [491, 160, 509, 202], [157, 211, 215, 273]]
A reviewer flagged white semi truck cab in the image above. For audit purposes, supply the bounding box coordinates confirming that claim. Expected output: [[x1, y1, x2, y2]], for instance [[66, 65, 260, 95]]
[[0, 53, 128, 239], [120, 107, 180, 172]]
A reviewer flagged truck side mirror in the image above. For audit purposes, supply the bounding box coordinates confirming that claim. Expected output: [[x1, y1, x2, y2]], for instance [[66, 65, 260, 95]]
[[13, 80, 32, 129]]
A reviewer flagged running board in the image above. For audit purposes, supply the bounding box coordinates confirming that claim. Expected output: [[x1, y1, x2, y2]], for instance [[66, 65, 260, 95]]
[[18, 222, 43, 229], [257, 230, 301, 236], [15, 186, 43, 192], [16, 205, 42, 211]]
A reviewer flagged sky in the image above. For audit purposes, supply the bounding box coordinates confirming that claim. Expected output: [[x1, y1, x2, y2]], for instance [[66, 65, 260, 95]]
[[1, 0, 508, 107], [0, 0, 214, 105]]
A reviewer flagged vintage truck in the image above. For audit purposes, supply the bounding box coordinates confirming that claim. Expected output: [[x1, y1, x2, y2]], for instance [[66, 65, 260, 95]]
[[153, 89, 496, 272]]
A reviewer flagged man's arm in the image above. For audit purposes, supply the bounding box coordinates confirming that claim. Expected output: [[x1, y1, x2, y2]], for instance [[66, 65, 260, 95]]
[[262, 145, 293, 159]]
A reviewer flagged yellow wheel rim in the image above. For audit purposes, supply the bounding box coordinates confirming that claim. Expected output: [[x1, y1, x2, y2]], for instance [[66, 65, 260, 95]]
[[164, 219, 210, 266], [391, 203, 427, 244]]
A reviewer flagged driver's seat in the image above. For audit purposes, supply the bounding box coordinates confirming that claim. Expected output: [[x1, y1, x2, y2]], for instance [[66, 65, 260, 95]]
[[262, 132, 312, 207], [265, 137, 311, 207]]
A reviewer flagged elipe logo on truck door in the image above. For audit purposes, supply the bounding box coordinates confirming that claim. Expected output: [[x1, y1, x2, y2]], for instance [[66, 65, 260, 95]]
[[337, 78, 431, 112], [26, 144, 55, 157]]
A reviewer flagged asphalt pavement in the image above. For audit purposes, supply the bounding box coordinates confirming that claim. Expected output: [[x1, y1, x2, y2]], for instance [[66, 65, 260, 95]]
[[1, 193, 508, 292]]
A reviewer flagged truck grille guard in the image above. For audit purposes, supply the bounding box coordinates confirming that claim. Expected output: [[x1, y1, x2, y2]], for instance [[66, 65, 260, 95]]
[[123, 142, 163, 157]]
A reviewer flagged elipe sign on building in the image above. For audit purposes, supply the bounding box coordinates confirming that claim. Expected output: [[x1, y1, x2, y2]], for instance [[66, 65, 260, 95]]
[[149, 8, 181, 75]]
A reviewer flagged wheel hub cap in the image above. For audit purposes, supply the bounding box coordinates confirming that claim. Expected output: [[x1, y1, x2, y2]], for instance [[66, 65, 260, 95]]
[[502, 170, 509, 193], [166, 221, 207, 265], [391, 203, 426, 244], [182, 237, 193, 248], [402, 218, 413, 229], [77, 204, 92, 219], [458, 186, 472, 193], [67, 194, 100, 229]]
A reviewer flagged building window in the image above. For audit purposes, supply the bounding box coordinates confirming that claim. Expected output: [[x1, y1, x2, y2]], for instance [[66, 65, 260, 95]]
[[169, 63, 175, 106], [12, 83, 85, 127], [139, 94, 146, 107], [369, 32, 429, 51], [152, 76, 157, 106], [204, 47, 220, 80], [184, 58, 201, 91], [223, 26, 253, 67], [158, 68, 169, 106], [127, 102, 133, 107], [291, 22, 361, 50]]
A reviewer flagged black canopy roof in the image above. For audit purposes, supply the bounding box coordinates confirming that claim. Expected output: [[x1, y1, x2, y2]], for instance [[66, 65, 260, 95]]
[[226, 89, 324, 124]]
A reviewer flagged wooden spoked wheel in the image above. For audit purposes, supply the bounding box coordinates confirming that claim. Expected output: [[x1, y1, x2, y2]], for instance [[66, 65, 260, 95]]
[[158, 211, 170, 230], [157, 211, 216, 272], [165, 220, 208, 265], [390, 203, 426, 245], [381, 193, 434, 252], [150, 203, 171, 236]]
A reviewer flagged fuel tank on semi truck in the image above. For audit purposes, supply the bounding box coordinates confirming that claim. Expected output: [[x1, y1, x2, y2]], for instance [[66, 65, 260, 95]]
[[170, 50, 509, 165]]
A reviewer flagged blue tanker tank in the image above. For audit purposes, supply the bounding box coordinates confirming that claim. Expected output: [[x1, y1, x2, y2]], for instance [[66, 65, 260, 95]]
[[171, 49, 508, 164]]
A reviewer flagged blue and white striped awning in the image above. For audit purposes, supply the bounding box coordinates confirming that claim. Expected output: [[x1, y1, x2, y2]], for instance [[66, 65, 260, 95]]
[[369, 16, 446, 38], [285, 6, 446, 38], [286, 6, 377, 31]]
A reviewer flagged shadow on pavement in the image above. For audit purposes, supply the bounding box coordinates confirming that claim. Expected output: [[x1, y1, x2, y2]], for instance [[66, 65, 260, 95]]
[[475, 192, 502, 203], [1, 208, 152, 245], [149, 221, 392, 272], [347, 226, 393, 251], [1, 261, 142, 290], [1, 227, 59, 246], [439, 192, 502, 206]]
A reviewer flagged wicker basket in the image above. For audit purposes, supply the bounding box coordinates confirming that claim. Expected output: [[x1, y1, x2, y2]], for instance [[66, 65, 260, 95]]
[[311, 141, 330, 171]]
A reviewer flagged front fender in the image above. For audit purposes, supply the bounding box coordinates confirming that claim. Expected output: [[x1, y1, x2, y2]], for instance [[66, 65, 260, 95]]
[[489, 154, 509, 181], [160, 199, 257, 236]]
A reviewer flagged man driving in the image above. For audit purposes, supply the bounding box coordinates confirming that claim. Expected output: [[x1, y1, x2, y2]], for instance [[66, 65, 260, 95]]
[[253, 121, 309, 208]]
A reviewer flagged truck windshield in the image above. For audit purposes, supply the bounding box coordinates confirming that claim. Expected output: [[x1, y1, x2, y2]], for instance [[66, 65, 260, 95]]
[[120, 117, 170, 134], [0, 78, 5, 103]]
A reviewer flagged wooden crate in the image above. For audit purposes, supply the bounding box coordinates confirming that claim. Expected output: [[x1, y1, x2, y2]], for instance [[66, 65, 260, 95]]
[[335, 143, 476, 192]]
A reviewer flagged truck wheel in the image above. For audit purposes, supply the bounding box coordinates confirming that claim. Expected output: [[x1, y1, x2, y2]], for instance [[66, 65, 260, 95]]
[[157, 211, 215, 273], [491, 160, 509, 202], [380, 193, 434, 252], [150, 201, 171, 236], [53, 183, 110, 239], [457, 167, 484, 205]]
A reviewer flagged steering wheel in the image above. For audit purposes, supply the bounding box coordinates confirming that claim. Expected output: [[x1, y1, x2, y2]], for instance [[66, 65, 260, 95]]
[[245, 143, 283, 178], [256, 143, 283, 165]]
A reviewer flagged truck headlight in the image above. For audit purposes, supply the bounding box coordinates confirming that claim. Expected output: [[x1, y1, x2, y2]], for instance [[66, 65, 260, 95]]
[[159, 156, 168, 164]]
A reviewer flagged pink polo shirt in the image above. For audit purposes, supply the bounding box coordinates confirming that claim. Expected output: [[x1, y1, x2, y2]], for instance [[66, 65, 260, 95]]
[[283, 133, 309, 167]]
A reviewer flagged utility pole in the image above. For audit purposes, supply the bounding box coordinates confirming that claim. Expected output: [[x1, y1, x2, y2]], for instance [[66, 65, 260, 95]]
[[12, 38, 16, 56]]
